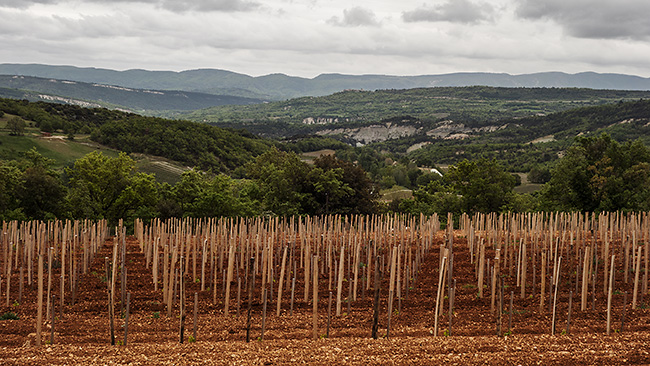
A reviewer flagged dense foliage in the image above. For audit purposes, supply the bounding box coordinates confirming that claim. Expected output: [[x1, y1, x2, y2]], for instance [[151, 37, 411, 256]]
[[3, 95, 650, 223], [0, 98, 273, 172], [183, 87, 650, 128], [540, 134, 650, 212], [0, 148, 379, 224]]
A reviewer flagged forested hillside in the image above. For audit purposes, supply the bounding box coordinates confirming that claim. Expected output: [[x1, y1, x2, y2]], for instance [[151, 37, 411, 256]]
[[408, 98, 650, 172], [181, 86, 650, 129], [2, 93, 650, 226], [0, 98, 273, 172]]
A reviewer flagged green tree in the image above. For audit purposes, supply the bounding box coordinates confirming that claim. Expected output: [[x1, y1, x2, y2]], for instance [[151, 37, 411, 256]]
[[308, 166, 353, 214], [313, 155, 379, 215], [398, 179, 463, 217], [18, 166, 67, 219], [542, 134, 650, 211], [7, 116, 26, 136], [444, 158, 516, 213], [0, 162, 23, 220], [66, 151, 158, 224], [246, 148, 312, 216], [173, 169, 259, 217]]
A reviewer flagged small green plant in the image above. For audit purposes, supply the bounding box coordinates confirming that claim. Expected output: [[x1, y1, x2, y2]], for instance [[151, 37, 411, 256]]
[[320, 333, 328, 339], [152, 311, 160, 319], [117, 340, 123, 346], [195, 278, 200, 283], [0, 312, 19, 320], [12, 300, 19, 307], [188, 335, 196, 343], [561, 329, 567, 335], [503, 330, 512, 336], [443, 329, 449, 337]]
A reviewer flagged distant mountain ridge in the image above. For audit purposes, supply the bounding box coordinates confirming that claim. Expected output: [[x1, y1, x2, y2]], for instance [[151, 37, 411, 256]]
[[2, 64, 650, 101], [0, 74, 265, 113]]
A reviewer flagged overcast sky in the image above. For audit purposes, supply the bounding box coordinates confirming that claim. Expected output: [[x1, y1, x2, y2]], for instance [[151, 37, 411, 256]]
[[1, 0, 650, 78]]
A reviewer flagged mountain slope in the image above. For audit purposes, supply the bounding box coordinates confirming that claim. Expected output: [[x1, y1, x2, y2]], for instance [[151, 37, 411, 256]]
[[0, 75, 266, 113], [179, 86, 650, 141], [0, 98, 273, 172], [3, 64, 650, 101]]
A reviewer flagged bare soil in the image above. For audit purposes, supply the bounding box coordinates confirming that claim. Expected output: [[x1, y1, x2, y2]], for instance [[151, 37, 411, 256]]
[[1, 234, 650, 365]]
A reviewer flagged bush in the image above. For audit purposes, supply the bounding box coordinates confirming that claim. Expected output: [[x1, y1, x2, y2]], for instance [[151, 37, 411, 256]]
[[0, 312, 19, 320]]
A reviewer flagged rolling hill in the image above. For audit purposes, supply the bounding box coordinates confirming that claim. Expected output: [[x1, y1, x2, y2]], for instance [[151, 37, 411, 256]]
[[0, 75, 266, 114], [3, 63, 650, 101]]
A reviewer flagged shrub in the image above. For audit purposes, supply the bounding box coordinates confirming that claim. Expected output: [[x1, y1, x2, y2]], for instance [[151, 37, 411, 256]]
[[0, 312, 19, 320]]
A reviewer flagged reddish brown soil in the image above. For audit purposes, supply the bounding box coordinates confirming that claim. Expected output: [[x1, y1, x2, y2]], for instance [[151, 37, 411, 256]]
[[1, 235, 650, 365]]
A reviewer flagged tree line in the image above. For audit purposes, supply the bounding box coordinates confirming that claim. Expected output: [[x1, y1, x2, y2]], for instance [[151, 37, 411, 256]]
[[0, 147, 378, 225], [1, 133, 649, 227]]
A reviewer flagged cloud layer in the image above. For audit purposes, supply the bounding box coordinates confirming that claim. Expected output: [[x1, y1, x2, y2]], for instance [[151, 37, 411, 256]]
[[1, 0, 649, 77], [403, 0, 495, 24], [516, 0, 650, 40], [1, 0, 259, 12]]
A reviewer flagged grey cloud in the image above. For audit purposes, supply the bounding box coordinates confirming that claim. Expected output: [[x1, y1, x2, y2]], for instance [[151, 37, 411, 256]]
[[0, 0, 57, 8], [516, 0, 650, 40], [0, 0, 259, 12], [402, 0, 495, 24], [328, 7, 380, 27], [159, 0, 259, 12]]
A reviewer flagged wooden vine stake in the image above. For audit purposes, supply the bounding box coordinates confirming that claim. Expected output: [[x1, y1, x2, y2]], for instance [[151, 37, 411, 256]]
[[179, 257, 185, 344], [551, 257, 561, 335], [261, 288, 267, 341], [434, 255, 447, 336], [246, 257, 254, 343], [124, 292, 131, 346], [50, 295, 55, 345], [581, 247, 590, 311], [36, 253, 43, 347], [312, 255, 319, 339], [46, 247, 53, 322], [540, 249, 546, 312], [109, 238, 119, 346], [477, 238, 485, 298], [327, 291, 332, 338], [336, 245, 345, 316], [224, 244, 235, 315], [371, 255, 381, 339], [276, 246, 288, 316], [633, 245, 642, 309], [386, 246, 397, 338], [567, 291, 573, 335], [193, 292, 198, 342], [606, 255, 615, 335]]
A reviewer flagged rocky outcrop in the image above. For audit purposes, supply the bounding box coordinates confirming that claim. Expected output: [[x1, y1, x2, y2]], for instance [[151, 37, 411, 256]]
[[316, 123, 420, 145]]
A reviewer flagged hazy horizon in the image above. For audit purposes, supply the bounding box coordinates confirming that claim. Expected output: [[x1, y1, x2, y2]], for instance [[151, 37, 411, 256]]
[[1, 0, 649, 78]]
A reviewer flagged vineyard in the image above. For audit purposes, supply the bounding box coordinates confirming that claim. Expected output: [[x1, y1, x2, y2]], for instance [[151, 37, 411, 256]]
[[1, 213, 650, 364]]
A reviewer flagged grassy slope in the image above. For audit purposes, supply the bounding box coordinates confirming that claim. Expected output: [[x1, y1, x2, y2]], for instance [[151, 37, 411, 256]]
[[0, 113, 188, 182]]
